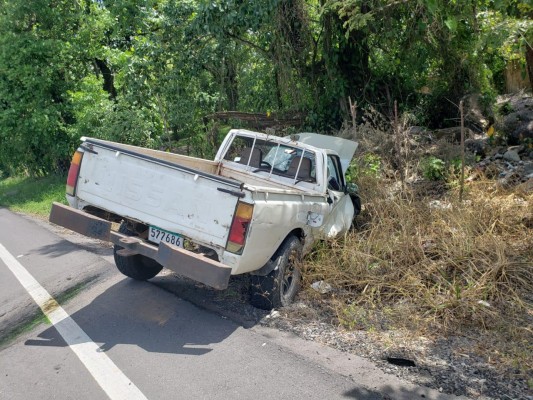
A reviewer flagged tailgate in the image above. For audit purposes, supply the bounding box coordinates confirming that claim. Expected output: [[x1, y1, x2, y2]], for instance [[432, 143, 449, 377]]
[[76, 142, 242, 248]]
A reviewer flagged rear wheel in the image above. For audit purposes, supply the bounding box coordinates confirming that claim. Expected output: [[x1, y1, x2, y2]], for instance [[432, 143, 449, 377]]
[[113, 223, 163, 280], [250, 235, 303, 310]]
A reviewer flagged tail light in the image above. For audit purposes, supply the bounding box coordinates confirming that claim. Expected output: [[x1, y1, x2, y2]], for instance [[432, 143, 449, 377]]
[[66, 150, 83, 196], [226, 202, 254, 254]]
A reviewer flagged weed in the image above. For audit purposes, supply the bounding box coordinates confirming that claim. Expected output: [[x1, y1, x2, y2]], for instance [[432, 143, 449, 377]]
[[347, 153, 382, 181], [0, 312, 49, 350], [421, 156, 446, 181], [0, 276, 98, 349], [497, 101, 514, 116]]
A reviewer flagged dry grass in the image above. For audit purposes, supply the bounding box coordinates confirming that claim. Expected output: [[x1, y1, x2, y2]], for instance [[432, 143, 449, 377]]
[[304, 116, 533, 378], [304, 174, 532, 374]]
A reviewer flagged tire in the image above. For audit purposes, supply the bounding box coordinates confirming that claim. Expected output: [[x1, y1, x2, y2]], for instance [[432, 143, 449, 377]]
[[113, 223, 163, 280], [350, 193, 362, 216], [250, 235, 303, 310]]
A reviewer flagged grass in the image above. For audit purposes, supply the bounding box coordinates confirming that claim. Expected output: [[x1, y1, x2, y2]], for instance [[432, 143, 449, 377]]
[[0, 311, 49, 350], [0, 174, 67, 217], [0, 277, 98, 349]]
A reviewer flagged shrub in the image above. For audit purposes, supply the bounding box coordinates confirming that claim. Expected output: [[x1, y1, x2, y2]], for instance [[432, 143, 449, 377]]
[[421, 156, 446, 181]]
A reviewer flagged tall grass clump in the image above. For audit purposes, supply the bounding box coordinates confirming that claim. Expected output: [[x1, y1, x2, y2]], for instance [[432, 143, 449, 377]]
[[305, 174, 532, 371], [307, 175, 531, 323]]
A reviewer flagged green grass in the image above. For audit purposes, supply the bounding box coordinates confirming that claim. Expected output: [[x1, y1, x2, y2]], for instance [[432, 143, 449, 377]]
[[0, 277, 98, 349], [0, 311, 49, 350], [0, 174, 67, 217]]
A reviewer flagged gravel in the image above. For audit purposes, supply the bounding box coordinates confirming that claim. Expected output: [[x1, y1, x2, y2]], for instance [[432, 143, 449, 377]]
[[259, 301, 532, 400]]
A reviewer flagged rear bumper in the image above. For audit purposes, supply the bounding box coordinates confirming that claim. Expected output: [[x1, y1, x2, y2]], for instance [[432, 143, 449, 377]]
[[49, 202, 232, 289]]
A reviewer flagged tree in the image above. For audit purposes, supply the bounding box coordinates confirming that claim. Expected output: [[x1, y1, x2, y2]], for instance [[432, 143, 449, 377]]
[[0, 0, 85, 175], [1, 0, 531, 176]]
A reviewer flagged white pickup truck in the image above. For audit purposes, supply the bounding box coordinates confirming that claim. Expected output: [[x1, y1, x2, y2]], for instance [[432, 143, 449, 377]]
[[50, 129, 359, 309]]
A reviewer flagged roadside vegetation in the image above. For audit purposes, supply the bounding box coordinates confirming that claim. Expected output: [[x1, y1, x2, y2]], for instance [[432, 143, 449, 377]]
[[0, 175, 67, 217], [301, 118, 533, 386]]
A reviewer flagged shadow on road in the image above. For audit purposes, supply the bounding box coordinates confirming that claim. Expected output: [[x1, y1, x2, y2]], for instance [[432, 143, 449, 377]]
[[24, 278, 239, 355], [343, 386, 455, 400], [33, 238, 113, 258]]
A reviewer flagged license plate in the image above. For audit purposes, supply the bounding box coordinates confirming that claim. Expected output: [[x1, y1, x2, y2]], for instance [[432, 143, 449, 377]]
[[148, 226, 184, 247]]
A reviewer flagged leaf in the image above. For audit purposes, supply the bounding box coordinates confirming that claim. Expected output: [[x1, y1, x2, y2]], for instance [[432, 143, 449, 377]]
[[445, 17, 458, 32], [426, 0, 438, 14]]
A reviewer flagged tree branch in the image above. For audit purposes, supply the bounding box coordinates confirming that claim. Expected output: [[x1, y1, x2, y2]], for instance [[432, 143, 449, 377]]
[[224, 31, 271, 58]]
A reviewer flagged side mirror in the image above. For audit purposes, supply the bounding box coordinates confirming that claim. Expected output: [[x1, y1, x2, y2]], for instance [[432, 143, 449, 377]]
[[346, 182, 359, 196]]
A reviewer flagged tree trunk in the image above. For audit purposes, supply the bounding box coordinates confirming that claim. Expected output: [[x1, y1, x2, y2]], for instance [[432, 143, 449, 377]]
[[224, 59, 239, 111], [526, 43, 533, 91], [274, 68, 283, 109], [94, 58, 117, 100]]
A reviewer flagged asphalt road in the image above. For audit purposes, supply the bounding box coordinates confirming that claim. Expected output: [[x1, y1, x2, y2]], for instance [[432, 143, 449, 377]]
[[0, 208, 464, 400]]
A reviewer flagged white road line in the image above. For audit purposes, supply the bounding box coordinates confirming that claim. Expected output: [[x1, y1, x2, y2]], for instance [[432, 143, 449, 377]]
[[0, 243, 148, 400]]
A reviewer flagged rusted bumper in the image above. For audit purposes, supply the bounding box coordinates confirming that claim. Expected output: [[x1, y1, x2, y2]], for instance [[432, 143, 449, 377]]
[[49, 202, 232, 289]]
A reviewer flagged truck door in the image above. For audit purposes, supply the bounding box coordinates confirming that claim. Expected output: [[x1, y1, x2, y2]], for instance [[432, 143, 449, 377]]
[[321, 154, 354, 237]]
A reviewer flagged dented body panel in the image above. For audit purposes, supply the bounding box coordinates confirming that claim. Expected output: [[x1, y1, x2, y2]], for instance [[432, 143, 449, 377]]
[[53, 130, 357, 287]]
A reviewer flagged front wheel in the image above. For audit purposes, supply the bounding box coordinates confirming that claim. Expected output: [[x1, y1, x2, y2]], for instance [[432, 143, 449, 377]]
[[250, 235, 303, 310], [113, 223, 163, 280]]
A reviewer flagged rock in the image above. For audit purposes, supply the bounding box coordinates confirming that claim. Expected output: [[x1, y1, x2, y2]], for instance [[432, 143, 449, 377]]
[[406, 126, 429, 135], [518, 178, 533, 192], [461, 94, 493, 134], [510, 120, 533, 145], [497, 94, 533, 145], [508, 145, 526, 154], [503, 150, 521, 162], [265, 310, 280, 319], [465, 138, 487, 157], [428, 200, 452, 210], [311, 281, 333, 294]]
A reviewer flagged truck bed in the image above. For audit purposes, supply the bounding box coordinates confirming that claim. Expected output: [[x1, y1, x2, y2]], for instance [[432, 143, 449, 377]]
[[76, 138, 243, 249]]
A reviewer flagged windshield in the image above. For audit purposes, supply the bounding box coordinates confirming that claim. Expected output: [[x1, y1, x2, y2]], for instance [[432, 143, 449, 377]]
[[223, 135, 316, 183]]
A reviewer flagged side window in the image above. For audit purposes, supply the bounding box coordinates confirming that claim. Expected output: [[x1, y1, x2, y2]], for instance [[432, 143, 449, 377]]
[[327, 155, 344, 191], [224, 137, 253, 163]]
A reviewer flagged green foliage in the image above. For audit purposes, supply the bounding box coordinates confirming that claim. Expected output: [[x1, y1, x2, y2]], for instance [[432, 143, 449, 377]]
[[420, 155, 469, 182], [421, 156, 446, 181], [0, 1, 79, 175], [0, 174, 67, 216], [0, 0, 531, 175], [497, 101, 515, 116], [346, 154, 382, 182]]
